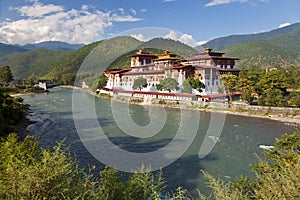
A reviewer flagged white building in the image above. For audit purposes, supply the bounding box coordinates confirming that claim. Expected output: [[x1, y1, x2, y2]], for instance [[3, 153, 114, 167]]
[[103, 48, 240, 96]]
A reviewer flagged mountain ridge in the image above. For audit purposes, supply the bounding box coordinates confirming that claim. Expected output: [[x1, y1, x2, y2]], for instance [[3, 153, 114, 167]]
[[21, 41, 84, 51], [223, 26, 300, 68], [197, 22, 300, 51], [0, 22, 300, 88]]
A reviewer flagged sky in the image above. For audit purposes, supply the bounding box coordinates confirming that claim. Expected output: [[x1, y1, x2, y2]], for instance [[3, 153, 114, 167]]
[[0, 0, 299, 46]]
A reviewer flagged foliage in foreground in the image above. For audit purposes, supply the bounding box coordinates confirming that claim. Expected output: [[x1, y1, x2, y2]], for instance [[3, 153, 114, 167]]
[[201, 131, 300, 200], [0, 88, 29, 136], [0, 134, 190, 200], [2, 132, 299, 200]]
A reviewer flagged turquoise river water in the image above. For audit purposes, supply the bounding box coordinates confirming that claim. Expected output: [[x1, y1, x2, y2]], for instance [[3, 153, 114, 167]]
[[21, 87, 296, 197]]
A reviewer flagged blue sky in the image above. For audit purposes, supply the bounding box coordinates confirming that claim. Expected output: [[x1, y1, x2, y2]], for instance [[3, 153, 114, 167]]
[[0, 0, 299, 46]]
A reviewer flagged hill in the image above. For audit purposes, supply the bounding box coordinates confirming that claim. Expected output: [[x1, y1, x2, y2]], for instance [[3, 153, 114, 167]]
[[7, 49, 73, 79], [107, 38, 199, 70], [223, 27, 300, 68], [73, 36, 143, 88], [0, 36, 143, 84], [0, 43, 28, 64], [267, 29, 300, 52], [22, 41, 84, 51], [39, 41, 102, 83], [139, 38, 198, 58], [197, 22, 300, 51], [224, 40, 300, 68]]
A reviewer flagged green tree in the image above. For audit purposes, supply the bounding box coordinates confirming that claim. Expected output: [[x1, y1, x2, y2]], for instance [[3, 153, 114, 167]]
[[256, 69, 289, 106], [190, 78, 205, 92], [97, 73, 108, 89], [288, 92, 300, 107], [182, 79, 193, 93], [0, 66, 13, 84], [158, 78, 179, 92], [0, 134, 189, 200], [220, 74, 238, 102], [237, 77, 255, 103], [132, 77, 147, 91], [123, 165, 166, 200], [0, 89, 29, 136], [0, 134, 89, 199], [182, 78, 205, 94], [59, 73, 76, 85], [235, 67, 261, 103], [217, 87, 225, 94]]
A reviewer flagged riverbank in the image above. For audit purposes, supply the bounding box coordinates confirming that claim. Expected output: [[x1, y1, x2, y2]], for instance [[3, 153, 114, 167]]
[[59, 85, 300, 126]]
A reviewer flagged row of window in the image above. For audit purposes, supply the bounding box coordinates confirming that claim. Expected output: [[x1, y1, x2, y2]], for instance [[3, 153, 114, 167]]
[[206, 80, 219, 86], [218, 65, 234, 69]]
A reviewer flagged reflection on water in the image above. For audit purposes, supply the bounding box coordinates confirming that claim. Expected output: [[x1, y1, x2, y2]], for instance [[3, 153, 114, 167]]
[[22, 87, 295, 197]]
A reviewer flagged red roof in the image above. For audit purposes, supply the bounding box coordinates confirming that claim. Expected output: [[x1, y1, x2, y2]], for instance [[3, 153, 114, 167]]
[[219, 68, 241, 72], [118, 90, 196, 98], [131, 64, 155, 68], [130, 53, 158, 58], [105, 68, 130, 74], [165, 65, 191, 69], [123, 70, 164, 75], [184, 55, 239, 61]]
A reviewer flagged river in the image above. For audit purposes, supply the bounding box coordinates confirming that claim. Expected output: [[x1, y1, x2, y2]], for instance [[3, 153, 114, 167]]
[[21, 87, 296, 197]]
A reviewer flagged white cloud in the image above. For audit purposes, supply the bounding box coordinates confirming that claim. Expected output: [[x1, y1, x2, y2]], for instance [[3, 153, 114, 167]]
[[164, 31, 205, 47], [130, 33, 146, 41], [81, 5, 89, 11], [204, 0, 269, 7], [164, 30, 178, 40], [111, 14, 141, 22], [279, 22, 291, 28], [118, 8, 125, 15], [140, 8, 147, 13], [10, 1, 64, 18], [205, 0, 248, 7], [162, 0, 176, 2], [0, 1, 142, 45], [130, 9, 137, 16]]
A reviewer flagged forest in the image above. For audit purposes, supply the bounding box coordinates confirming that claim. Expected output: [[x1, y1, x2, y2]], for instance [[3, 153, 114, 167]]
[[221, 65, 300, 107]]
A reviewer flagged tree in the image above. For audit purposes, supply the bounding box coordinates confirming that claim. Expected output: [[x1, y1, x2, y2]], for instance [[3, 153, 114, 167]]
[[182, 79, 193, 93], [182, 78, 205, 94], [0, 134, 88, 199], [97, 73, 108, 89], [200, 131, 300, 200], [1, 134, 187, 200], [0, 66, 13, 84], [288, 92, 300, 107], [158, 78, 179, 92], [220, 74, 238, 102], [0, 89, 29, 136], [237, 77, 255, 103], [132, 77, 147, 91], [256, 69, 289, 107], [59, 73, 75, 85]]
